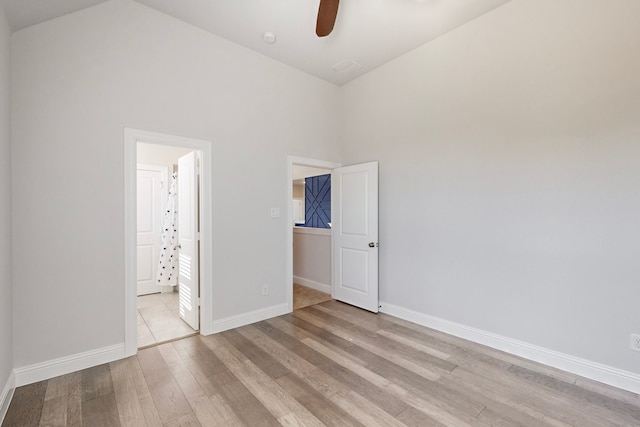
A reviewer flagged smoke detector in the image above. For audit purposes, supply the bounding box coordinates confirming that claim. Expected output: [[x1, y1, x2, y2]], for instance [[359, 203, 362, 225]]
[[263, 32, 277, 44]]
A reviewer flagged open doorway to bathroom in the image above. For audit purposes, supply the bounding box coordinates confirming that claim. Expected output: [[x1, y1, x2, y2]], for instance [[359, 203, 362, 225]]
[[125, 128, 213, 357], [136, 143, 201, 347]]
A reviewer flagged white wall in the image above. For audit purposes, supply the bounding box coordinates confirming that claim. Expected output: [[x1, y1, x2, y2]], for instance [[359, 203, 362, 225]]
[[0, 1, 13, 400], [341, 0, 640, 374], [293, 228, 331, 292], [11, 0, 341, 368], [137, 142, 192, 173]]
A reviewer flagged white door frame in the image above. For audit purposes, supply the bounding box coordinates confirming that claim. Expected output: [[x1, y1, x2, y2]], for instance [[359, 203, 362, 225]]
[[286, 156, 341, 312], [125, 128, 214, 357]]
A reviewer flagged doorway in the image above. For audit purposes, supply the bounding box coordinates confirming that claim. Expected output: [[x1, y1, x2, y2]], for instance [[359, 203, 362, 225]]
[[124, 129, 214, 357], [136, 144, 199, 347], [291, 164, 333, 309], [287, 156, 380, 314], [287, 157, 341, 312]]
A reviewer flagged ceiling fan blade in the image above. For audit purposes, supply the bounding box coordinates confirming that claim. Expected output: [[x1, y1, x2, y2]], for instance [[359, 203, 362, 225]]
[[316, 0, 339, 37]]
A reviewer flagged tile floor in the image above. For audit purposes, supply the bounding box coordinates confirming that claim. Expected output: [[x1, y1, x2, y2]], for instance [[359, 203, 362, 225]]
[[137, 291, 197, 348]]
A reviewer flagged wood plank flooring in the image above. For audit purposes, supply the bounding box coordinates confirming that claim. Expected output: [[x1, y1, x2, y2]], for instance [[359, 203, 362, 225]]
[[3, 300, 640, 426]]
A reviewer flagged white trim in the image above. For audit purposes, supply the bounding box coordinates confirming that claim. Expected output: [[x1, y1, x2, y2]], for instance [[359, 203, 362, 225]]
[[125, 128, 215, 358], [14, 344, 124, 387], [0, 371, 15, 425], [212, 303, 289, 334], [293, 276, 331, 294], [379, 302, 640, 395], [287, 156, 341, 314]]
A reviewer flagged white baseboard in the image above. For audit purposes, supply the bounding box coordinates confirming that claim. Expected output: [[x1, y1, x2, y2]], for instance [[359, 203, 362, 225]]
[[212, 303, 290, 334], [14, 344, 125, 387], [0, 371, 15, 425], [379, 302, 640, 395], [293, 276, 331, 294]]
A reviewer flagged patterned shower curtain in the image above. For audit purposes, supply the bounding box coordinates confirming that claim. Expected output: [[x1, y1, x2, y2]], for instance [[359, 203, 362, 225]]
[[156, 172, 179, 286]]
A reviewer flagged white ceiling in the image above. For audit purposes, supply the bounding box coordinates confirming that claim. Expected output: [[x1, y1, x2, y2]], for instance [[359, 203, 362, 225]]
[[1, 0, 511, 86], [1, 0, 109, 32]]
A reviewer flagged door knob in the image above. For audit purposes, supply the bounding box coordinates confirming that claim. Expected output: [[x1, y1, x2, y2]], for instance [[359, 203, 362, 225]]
[[368, 242, 375, 248]]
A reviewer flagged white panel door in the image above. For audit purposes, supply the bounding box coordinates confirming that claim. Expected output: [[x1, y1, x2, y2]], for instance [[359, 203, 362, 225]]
[[137, 165, 167, 296], [332, 161, 379, 312], [178, 151, 200, 330]]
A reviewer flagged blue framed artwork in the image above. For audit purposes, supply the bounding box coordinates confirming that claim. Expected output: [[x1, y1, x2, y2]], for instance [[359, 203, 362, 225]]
[[305, 174, 331, 228]]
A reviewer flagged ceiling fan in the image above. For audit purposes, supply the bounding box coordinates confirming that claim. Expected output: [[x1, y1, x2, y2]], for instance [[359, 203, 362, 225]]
[[316, 0, 340, 37]]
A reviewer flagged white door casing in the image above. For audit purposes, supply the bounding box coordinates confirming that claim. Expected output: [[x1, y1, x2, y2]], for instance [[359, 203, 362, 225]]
[[178, 151, 200, 330], [136, 165, 167, 296], [332, 161, 379, 312]]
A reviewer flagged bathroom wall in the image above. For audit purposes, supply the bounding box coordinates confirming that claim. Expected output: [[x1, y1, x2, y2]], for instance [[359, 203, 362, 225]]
[[137, 142, 192, 173]]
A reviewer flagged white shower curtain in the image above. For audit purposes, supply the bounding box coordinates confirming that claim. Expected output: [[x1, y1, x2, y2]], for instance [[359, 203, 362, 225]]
[[156, 172, 179, 286]]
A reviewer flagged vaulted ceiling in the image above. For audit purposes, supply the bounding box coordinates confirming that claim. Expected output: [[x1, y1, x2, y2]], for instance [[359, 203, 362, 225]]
[[1, 0, 511, 85]]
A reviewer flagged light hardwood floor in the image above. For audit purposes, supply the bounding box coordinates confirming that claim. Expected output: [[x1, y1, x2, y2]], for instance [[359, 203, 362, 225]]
[[3, 300, 640, 426]]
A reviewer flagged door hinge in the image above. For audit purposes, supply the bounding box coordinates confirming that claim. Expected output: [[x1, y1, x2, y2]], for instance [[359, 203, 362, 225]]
[[197, 297, 201, 307], [196, 232, 200, 241]]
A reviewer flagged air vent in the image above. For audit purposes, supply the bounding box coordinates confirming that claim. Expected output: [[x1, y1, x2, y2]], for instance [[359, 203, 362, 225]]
[[331, 59, 362, 74]]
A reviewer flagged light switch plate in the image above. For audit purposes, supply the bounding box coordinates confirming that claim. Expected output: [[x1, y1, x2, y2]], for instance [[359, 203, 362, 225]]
[[271, 208, 280, 218]]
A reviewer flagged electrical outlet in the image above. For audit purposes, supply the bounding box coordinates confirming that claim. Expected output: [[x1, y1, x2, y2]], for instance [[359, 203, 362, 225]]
[[630, 334, 640, 352], [262, 284, 269, 296]]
